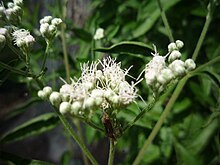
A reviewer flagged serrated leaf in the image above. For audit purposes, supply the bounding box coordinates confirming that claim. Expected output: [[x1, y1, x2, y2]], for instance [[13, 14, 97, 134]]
[[0, 113, 59, 144], [0, 151, 53, 165], [94, 41, 153, 56], [72, 27, 93, 42]]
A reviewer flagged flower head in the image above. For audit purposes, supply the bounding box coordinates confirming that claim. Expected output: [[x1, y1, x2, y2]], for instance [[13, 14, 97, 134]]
[[12, 29, 35, 53]]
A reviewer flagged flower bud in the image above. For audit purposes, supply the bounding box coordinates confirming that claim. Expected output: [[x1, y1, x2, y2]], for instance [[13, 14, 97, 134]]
[[13, 0, 23, 6], [7, 2, 14, 8], [169, 60, 185, 77], [185, 59, 196, 71], [109, 94, 120, 104], [48, 24, 57, 34], [0, 28, 9, 37], [0, 6, 5, 17], [83, 97, 95, 109], [43, 86, 52, 99], [71, 101, 82, 115], [40, 16, 52, 24], [145, 70, 156, 86], [94, 97, 104, 106], [91, 89, 104, 98], [59, 102, 71, 115], [49, 92, 62, 107], [157, 68, 174, 85], [104, 89, 115, 99], [37, 90, 47, 100], [40, 23, 49, 37], [13, 5, 22, 15], [168, 42, 177, 52], [0, 34, 6, 50], [51, 18, 62, 26], [168, 50, 181, 63], [94, 28, 104, 40], [175, 40, 184, 49]]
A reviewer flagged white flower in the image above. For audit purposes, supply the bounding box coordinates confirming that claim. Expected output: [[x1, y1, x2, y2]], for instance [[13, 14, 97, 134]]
[[118, 81, 136, 105], [94, 28, 104, 40], [12, 29, 35, 52]]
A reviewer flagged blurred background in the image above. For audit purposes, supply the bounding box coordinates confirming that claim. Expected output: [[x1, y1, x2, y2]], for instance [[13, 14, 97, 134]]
[[0, 0, 220, 164]]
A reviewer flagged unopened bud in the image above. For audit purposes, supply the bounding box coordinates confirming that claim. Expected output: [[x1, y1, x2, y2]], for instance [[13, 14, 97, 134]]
[[13, 0, 23, 6], [43, 86, 52, 99], [185, 59, 196, 71], [169, 60, 186, 77], [168, 50, 181, 63], [168, 42, 177, 52], [59, 102, 71, 115], [71, 101, 82, 115], [40, 16, 52, 24], [175, 40, 184, 49], [84, 97, 95, 109], [49, 92, 62, 107], [7, 2, 14, 8], [37, 90, 47, 100], [0, 34, 6, 50], [51, 18, 62, 26]]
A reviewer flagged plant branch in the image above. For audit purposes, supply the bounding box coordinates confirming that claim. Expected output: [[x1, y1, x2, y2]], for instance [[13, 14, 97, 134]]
[[157, 0, 174, 42], [192, 0, 216, 61], [0, 61, 29, 76], [108, 139, 116, 165], [54, 108, 98, 165], [123, 98, 156, 133], [132, 76, 189, 165]]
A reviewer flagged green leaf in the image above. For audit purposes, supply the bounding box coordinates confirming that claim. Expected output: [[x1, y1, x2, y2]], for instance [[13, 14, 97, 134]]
[[188, 117, 219, 154], [94, 41, 153, 56], [132, 0, 181, 38], [0, 151, 53, 165], [72, 27, 93, 42], [174, 141, 201, 165], [61, 151, 71, 165], [0, 113, 59, 144]]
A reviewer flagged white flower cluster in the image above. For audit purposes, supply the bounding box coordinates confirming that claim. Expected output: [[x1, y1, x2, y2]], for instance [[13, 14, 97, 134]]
[[39, 16, 62, 42], [94, 28, 104, 40], [0, 0, 23, 25], [38, 57, 137, 117], [145, 40, 196, 96], [12, 29, 35, 54]]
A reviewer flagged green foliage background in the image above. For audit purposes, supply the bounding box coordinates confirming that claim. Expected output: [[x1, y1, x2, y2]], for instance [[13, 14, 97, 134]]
[[0, 0, 220, 164]]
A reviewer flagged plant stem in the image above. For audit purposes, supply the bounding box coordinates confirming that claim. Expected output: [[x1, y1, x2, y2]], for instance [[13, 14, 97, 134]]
[[192, 1, 215, 61], [157, 0, 174, 42], [132, 76, 189, 165], [40, 42, 51, 74], [54, 108, 98, 165], [61, 23, 70, 83], [123, 98, 156, 133], [0, 61, 29, 76], [74, 120, 89, 165], [108, 139, 116, 165]]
